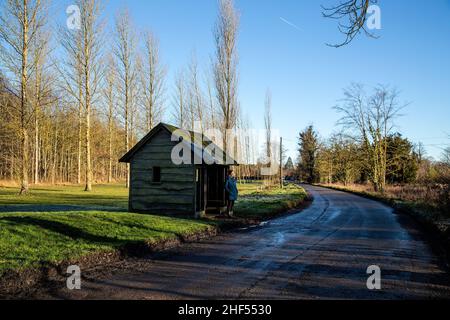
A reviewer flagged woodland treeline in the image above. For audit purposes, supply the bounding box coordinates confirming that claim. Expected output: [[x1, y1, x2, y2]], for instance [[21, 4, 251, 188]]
[[296, 84, 450, 213], [1, 0, 448, 200], [1, 0, 271, 193]]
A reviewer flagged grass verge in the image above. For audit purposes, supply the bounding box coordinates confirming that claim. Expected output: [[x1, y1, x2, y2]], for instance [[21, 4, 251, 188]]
[[0, 211, 214, 275], [0, 183, 307, 297], [235, 183, 309, 219]]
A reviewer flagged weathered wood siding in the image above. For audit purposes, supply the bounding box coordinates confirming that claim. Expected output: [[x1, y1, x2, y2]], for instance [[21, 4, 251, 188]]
[[129, 128, 195, 215]]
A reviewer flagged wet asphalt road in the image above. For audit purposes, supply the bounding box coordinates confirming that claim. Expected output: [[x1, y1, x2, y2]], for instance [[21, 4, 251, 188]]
[[45, 185, 450, 300]]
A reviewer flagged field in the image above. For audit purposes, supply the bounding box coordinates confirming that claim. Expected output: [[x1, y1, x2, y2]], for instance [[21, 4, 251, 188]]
[[0, 183, 306, 275], [0, 184, 129, 208]]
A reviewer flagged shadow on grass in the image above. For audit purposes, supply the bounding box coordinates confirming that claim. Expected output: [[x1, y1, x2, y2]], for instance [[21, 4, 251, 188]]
[[1, 216, 127, 246], [0, 216, 185, 250]]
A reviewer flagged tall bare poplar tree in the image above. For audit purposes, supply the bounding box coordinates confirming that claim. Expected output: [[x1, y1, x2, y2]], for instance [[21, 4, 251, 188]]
[[76, 49, 83, 185], [173, 69, 187, 128], [213, 0, 239, 151], [264, 89, 272, 163], [115, 10, 136, 188], [59, 0, 104, 191], [188, 54, 205, 132], [104, 54, 116, 183], [82, 0, 104, 191], [141, 31, 165, 132], [264, 89, 273, 184], [0, 0, 49, 194], [31, 30, 53, 185], [206, 74, 217, 130]]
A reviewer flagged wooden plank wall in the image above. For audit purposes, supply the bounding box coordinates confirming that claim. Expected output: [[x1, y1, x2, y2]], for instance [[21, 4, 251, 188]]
[[129, 129, 196, 215]]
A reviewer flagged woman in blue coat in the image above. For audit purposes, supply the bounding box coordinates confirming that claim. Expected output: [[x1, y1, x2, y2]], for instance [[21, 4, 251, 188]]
[[224, 170, 239, 217]]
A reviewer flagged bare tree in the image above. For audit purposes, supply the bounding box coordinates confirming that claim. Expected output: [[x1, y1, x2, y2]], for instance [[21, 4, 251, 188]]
[[240, 113, 254, 181], [172, 69, 187, 128], [80, 0, 104, 192], [128, 61, 139, 147], [213, 0, 239, 150], [140, 31, 166, 132], [334, 84, 405, 192], [76, 54, 83, 185], [114, 9, 136, 188], [263, 90, 274, 184], [58, 30, 84, 185], [59, 0, 104, 191], [104, 54, 116, 183], [0, 74, 18, 181], [414, 142, 426, 164], [187, 54, 206, 132], [205, 72, 218, 130], [30, 29, 54, 185], [265, 89, 273, 158], [443, 147, 450, 167], [0, 0, 50, 194], [322, 0, 377, 47]]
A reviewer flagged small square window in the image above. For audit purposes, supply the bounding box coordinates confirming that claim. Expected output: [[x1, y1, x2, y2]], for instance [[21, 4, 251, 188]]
[[152, 167, 161, 183]]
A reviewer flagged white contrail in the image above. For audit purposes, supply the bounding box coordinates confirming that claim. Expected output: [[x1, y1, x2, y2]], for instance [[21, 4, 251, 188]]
[[280, 17, 301, 31]]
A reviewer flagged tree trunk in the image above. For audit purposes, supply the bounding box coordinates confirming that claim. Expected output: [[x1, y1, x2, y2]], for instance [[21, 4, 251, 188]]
[[108, 105, 113, 183], [20, 128, 29, 194], [34, 113, 39, 184], [19, 1, 29, 195], [51, 125, 57, 185], [125, 72, 130, 189], [85, 77, 92, 192], [77, 83, 83, 185]]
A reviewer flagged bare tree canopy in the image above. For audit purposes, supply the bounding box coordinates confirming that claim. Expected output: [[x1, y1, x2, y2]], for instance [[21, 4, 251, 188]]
[[213, 0, 240, 150], [264, 89, 272, 162], [443, 147, 450, 166], [114, 8, 137, 189], [334, 83, 406, 191], [322, 0, 378, 47], [59, 0, 105, 192], [140, 31, 166, 132], [172, 68, 187, 129], [0, 0, 50, 194]]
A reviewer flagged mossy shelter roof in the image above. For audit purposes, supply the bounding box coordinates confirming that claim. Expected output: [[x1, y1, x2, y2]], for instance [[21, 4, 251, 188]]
[[119, 122, 239, 166]]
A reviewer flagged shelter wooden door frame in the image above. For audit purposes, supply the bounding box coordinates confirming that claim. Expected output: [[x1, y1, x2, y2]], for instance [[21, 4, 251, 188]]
[[206, 165, 228, 214], [195, 166, 207, 217]]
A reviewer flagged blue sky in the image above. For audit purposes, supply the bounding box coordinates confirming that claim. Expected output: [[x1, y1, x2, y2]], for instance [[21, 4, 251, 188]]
[[56, 0, 450, 160]]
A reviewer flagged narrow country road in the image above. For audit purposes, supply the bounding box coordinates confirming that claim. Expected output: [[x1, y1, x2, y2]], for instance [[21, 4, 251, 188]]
[[41, 185, 450, 300]]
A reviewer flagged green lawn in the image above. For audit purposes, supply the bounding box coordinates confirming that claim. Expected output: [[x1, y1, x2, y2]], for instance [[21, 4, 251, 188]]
[[0, 211, 213, 275], [0, 184, 129, 208], [0, 183, 306, 275]]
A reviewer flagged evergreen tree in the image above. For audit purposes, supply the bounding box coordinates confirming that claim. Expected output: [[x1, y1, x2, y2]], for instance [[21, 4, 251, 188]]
[[386, 134, 418, 184], [284, 157, 294, 171], [298, 125, 320, 183]]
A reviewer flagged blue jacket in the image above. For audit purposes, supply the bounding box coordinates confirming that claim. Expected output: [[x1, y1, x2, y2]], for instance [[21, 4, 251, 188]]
[[225, 177, 239, 201]]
